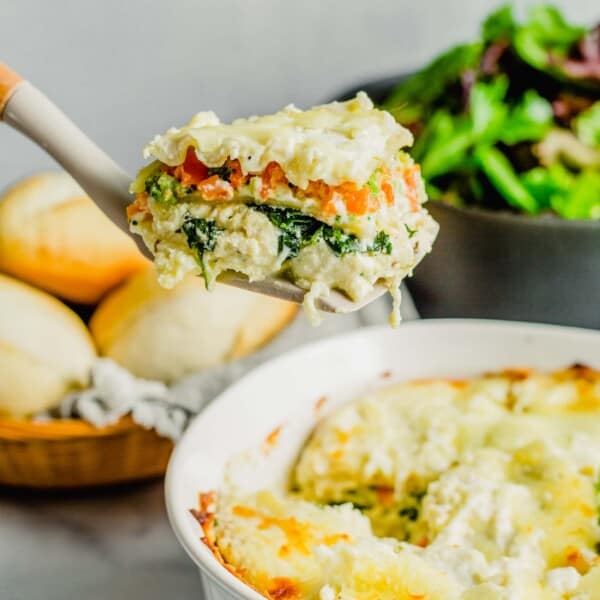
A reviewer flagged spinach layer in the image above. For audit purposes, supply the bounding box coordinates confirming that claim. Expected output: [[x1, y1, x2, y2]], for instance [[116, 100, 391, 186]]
[[250, 205, 393, 258]]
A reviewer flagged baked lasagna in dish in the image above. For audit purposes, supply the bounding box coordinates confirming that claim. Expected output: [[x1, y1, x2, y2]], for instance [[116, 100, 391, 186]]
[[128, 93, 438, 323], [195, 366, 600, 599]]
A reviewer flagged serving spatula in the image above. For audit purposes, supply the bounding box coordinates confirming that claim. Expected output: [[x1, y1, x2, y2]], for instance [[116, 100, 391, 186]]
[[0, 63, 387, 313]]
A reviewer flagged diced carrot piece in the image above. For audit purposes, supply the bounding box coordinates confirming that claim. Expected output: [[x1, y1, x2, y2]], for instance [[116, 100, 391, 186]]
[[228, 159, 248, 189], [381, 180, 394, 205], [380, 169, 395, 206], [321, 198, 338, 216], [375, 486, 395, 507], [403, 165, 421, 212], [256, 160, 386, 218], [305, 179, 380, 217], [367, 189, 380, 212], [345, 189, 369, 215], [339, 183, 376, 216], [261, 162, 288, 198], [304, 180, 325, 199], [175, 147, 209, 186], [127, 192, 150, 218], [304, 180, 334, 214], [197, 175, 234, 201]]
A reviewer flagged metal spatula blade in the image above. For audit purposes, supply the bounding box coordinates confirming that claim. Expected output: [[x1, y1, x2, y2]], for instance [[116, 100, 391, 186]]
[[218, 272, 388, 313]]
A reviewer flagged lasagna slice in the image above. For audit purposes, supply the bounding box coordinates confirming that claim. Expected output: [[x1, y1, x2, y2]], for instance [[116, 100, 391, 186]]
[[128, 93, 438, 323]]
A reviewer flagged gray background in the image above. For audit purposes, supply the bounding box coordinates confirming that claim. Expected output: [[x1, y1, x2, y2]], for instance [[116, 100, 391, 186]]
[[1, 0, 596, 186], [0, 1, 597, 599]]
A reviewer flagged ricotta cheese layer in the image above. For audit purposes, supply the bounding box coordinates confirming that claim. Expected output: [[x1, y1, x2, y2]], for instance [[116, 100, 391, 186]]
[[128, 94, 438, 324], [196, 366, 600, 599]]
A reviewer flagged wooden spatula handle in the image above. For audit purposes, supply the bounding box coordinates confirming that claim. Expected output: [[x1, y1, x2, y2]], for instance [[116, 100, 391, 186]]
[[0, 63, 23, 115]]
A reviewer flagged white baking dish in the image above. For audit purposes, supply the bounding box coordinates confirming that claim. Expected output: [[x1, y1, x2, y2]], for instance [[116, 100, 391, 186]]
[[165, 319, 600, 599]]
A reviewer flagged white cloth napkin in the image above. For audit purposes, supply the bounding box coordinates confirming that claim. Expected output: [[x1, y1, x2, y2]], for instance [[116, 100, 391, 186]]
[[42, 289, 418, 440]]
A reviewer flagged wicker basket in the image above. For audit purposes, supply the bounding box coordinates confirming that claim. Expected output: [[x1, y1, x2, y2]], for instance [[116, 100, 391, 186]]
[[0, 416, 174, 488]]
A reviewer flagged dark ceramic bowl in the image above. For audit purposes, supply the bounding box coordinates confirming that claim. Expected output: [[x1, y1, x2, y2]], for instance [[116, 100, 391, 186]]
[[334, 77, 600, 329]]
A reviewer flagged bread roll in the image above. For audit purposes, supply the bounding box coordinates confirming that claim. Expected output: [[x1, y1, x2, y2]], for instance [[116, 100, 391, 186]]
[[0, 172, 148, 304], [90, 267, 297, 382], [0, 273, 96, 416]]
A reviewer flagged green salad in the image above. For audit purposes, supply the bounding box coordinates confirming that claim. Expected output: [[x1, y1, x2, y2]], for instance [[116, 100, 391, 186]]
[[383, 5, 600, 219]]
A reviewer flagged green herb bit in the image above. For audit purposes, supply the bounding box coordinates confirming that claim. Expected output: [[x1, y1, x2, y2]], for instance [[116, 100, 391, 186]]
[[404, 224, 417, 239], [398, 506, 419, 521], [322, 228, 362, 257], [370, 231, 393, 254], [367, 171, 380, 196]]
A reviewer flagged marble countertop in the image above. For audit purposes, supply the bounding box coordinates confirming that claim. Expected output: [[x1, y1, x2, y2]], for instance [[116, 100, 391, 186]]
[[0, 481, 199, 600]]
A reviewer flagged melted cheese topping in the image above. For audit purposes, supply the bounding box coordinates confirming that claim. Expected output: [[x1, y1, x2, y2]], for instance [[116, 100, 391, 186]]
[[142, 92, 412, 189], [206, 491, 461, 600], [202, 367, 600, 599]]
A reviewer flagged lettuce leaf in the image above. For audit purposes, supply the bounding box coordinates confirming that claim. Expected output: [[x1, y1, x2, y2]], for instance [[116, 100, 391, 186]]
[[575, 102, 600, 147]]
